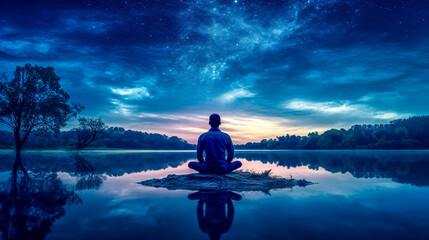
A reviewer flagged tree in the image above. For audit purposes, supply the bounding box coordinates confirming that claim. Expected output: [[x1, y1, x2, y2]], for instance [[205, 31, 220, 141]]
[[74, 117, 105, 150], [0, 64, 83, 178]]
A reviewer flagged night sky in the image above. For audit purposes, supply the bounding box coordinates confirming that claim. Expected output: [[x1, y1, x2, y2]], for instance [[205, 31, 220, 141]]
[[1, 0, 428, 143]]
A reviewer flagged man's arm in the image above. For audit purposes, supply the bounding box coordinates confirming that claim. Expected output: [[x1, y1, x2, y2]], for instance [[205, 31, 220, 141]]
[[226, 135, 234, 164], [197, 135, 204, 164]]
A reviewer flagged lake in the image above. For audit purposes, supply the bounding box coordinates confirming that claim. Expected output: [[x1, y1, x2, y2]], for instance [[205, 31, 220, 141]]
[[1, 150, 429, 240]]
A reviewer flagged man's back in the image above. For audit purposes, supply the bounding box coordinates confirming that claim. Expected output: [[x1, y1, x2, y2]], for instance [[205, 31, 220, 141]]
[[197, 128, 234, 166], [189, 113, 241, 174]]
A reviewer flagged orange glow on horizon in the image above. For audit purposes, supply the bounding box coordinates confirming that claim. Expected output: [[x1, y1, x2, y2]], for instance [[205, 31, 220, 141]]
[[124, 113, 327, 144]]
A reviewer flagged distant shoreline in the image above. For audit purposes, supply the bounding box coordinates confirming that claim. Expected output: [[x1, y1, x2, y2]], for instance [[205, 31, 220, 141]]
[[2, 116, 429, 150], [1, 148, 429, 153]]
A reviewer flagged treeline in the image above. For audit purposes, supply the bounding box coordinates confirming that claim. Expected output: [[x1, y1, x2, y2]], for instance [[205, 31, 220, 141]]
[[2, 116, 429, 150], [236, 116, 429, 149], [0, 127, 195, 150]]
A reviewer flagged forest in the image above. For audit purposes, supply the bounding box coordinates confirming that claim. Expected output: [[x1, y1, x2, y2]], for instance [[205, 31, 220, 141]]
[[1, 116, 428, 150], [236, 116, 429, 149], [0, 126, 194, 150]]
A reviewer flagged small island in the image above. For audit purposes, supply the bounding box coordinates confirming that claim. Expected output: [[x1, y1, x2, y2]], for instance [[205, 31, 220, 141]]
[[139, 171, 313, 192]]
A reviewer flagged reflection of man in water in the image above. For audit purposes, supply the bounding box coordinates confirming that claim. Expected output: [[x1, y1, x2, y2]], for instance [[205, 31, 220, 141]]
[[188, 114, 242, 174], [188, 191, 242, 240]]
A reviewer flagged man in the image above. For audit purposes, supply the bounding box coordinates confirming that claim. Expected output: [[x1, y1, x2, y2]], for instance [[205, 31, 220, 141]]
[[188, 114, 242, 174]]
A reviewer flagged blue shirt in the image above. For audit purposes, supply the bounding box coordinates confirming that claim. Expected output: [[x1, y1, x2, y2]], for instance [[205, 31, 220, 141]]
[[197, 127, 234, 166]]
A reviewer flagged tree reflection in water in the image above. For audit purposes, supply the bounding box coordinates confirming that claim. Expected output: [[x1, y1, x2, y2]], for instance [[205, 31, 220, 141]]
[[74, 155, 106, 190], [0, 161, 81, 240], [188, 191, 242, 240], [1, 151, 427, 186]]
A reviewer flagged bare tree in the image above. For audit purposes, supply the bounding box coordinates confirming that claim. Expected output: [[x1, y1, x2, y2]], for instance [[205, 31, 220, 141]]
[[74, 117, 105, 150]]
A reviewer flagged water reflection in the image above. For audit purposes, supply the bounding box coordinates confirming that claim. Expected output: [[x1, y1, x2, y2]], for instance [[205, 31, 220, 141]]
[[188, 191, 241, 240], [0, 161, 81, 240], [74, 155, 106, 190], [0, 150, 428, 186], [0, 151, 195, 177], [235, 151, 429, 186], [0, 151, 427, 239]]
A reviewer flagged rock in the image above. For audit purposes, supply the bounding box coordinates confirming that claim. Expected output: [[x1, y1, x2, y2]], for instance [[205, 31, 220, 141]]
[[139, 171, 313, 192]]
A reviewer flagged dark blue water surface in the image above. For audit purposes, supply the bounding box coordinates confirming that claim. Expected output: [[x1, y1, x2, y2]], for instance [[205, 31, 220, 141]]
[[1, 150, 429, 240]]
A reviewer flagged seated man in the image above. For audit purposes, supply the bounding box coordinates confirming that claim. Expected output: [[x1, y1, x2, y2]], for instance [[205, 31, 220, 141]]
[[188, 114, 242, 174]]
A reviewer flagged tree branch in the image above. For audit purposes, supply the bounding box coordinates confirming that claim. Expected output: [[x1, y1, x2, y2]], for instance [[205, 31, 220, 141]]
[[0, 118, 13, 128], [21, 125, 34, 144]]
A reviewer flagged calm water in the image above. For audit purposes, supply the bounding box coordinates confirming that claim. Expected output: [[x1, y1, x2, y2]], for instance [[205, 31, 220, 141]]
[[1, 150, 429, 240]]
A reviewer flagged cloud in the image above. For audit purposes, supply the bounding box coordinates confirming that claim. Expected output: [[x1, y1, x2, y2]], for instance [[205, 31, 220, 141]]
[[285, 100, 357, 114], [219, 88, 255, 103], [111, 87, 150, 99], [110, 99, 135, 115], [0, 40, 51, 54], [284, 99, 409, 120]]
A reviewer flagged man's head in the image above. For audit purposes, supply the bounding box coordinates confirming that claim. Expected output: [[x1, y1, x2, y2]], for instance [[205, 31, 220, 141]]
[[209, 113, 221, 128]]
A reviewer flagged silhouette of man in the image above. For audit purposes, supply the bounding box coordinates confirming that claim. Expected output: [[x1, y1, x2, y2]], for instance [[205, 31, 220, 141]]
[[188, 114, 242, 174], [188, 191, 242, 240]]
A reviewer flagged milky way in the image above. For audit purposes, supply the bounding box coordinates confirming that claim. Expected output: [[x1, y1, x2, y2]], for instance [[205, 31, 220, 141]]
[[1, 0, 428, 143]]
